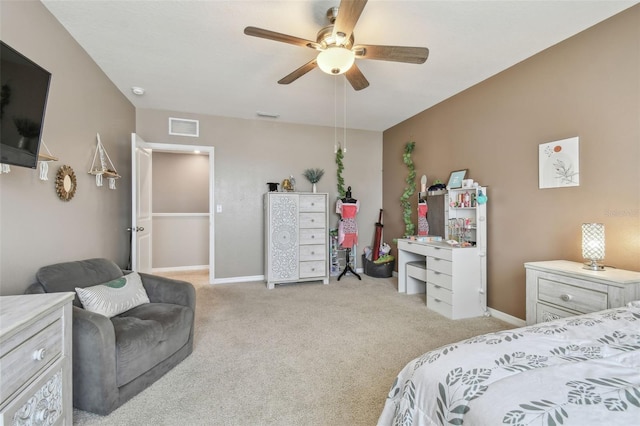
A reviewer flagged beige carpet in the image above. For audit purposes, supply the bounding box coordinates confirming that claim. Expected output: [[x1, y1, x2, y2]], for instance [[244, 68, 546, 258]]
[[73, 272, 514, 426]]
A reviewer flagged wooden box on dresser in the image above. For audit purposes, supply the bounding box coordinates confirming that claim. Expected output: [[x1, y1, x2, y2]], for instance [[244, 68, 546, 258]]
[[525, 260, 640, 325], [264, 192, 329, 289], [0, 292, 74, 425]]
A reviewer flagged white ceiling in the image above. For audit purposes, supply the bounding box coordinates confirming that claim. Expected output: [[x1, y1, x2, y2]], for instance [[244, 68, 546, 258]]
[[42, 1, 638, 132]]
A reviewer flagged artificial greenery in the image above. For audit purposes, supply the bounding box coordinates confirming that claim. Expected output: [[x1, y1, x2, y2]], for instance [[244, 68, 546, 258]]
[[302, 168, 325, 184], [335, 145, 345, 198], [400, 141, 416, 236]]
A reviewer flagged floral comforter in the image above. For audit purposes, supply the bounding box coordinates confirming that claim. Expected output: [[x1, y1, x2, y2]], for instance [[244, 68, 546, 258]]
[[378, 305, 640, 426]]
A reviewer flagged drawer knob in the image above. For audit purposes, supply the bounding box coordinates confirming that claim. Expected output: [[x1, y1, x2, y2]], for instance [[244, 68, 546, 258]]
[[311, 235, 315, 239], [560, 294, 573, 302], [434, 298, 441, 303], [33, 347, 47, 361]]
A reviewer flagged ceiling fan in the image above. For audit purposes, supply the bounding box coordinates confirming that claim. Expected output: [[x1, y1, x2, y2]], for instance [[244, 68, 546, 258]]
[[244, 0, 429, 91]]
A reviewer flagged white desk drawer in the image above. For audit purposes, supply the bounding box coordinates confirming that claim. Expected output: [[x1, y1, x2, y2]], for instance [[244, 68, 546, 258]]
[[299, 195, 326, 212], [299, 244, 325, 261], [398, 240, 429, 256], [299, 228, 325, 245], [427, 295, 453, 318], [426, 269, 452, 290], [427, 283, 452, 304], [299, 213, 325, 228], [428, 256, 452, 275], [538, 278, 607, 314], [424, 245, 452, 261], [299, 261, 325, 278]]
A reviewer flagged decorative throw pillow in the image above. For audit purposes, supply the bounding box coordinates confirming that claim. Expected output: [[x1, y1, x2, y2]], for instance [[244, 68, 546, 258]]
[[75, 272, 150, 317], [628, 300, 640, 308]]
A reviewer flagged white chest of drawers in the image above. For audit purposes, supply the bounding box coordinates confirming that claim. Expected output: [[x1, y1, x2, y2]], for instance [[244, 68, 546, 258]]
[[264, 192, 329, 288], [525, 260, 640, 325], [0, 292, 74, 425]]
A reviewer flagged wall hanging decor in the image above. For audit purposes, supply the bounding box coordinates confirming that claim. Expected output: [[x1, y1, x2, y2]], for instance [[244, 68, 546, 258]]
[[539, 136, 579, 189], [55, 165, 77, 201], [89, 133, 120, 189], [400, 141, 416, 237], [37, 140, 58, 181]]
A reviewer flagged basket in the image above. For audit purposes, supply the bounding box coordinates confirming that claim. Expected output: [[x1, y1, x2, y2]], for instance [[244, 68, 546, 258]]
[[362, 254, 395, 278]]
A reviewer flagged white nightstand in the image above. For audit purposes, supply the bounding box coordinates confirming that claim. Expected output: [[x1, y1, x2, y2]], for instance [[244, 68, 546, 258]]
[[525, 260, 640, 325]]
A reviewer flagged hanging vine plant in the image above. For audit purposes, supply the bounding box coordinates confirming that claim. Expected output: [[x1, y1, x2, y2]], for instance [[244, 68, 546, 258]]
[[400, 141, 416, 236], [336, 145, 346, 198]]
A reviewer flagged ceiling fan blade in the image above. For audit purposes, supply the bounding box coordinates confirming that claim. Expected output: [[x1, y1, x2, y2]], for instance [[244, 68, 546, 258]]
[[278, 59, 318, 85], [345, 63, 369, 91], [333, 0, 368, 42], [354, 44, 429, 64], [244, 26, 320, 49]]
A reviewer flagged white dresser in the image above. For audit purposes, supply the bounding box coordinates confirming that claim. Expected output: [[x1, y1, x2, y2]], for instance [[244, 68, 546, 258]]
[[525, 260, 640, 325], [398, 239, 487, 319], [264, 192, 329, 289], [0, 292, 74, 426]]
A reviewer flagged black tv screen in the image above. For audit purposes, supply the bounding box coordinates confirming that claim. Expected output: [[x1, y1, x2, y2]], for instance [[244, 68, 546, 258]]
[[0, 41, 51, 169]]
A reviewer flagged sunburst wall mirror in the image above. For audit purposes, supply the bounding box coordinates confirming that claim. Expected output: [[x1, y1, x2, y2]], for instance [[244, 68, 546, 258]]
[[55, 165, 77, 201]]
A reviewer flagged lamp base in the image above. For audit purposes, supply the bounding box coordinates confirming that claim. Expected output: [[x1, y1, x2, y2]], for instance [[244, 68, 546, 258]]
[[583, 260, 605, 271]]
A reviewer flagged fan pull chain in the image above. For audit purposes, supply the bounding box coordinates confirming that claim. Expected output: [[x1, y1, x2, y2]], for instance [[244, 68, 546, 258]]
[[343, 76, 347, 153], [334, 76, 338, 153]]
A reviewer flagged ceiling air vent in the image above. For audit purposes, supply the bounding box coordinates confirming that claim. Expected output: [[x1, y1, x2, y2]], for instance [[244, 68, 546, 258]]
[[169, 117, 199, 137]]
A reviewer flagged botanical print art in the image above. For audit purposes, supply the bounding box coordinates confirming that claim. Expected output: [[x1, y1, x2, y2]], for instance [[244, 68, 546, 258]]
[[539, 137, 580, 189]]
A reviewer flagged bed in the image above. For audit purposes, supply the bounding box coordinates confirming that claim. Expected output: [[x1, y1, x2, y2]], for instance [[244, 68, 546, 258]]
[[378, 303, 640, 425]]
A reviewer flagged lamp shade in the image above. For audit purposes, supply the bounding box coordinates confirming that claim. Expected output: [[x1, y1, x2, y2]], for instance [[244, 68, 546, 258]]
[[582, 223, 605, 261], [317, 47, 355, 75]]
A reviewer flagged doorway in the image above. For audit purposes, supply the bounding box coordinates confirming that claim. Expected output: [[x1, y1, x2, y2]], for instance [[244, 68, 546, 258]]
[[132, 136, 215, 284]]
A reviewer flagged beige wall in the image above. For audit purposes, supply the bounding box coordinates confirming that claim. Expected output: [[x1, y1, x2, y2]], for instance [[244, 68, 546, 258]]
[[136, 109, 383, 279], [383, 6, 640, 320], [0, 1, 135, 295]]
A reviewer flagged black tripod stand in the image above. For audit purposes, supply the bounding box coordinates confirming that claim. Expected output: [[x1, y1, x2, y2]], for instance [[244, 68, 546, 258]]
[[337, 247, 361, 281]]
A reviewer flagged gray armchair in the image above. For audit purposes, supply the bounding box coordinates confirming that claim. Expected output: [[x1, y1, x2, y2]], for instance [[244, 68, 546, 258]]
[[25, 258, 195, 415]]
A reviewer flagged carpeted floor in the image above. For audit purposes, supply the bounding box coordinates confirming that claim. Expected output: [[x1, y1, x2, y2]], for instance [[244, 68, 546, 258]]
[[73, 271, 515, 425]]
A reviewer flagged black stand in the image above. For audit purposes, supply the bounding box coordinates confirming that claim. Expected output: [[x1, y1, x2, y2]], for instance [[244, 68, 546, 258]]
[[337, 247, 361, 281]]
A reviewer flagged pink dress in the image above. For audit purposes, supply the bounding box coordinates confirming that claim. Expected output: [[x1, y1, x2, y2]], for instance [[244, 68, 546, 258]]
[[418, 202, 429, 236], [336, 199, 359, 248]]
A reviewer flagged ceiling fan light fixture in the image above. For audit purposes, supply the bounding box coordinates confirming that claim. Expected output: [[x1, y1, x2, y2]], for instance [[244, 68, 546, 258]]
[[317, 47, 355, 75]]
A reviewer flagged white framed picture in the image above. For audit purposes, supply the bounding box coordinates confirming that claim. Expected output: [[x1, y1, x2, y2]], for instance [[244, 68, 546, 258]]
[[539, 136, 579, 189]]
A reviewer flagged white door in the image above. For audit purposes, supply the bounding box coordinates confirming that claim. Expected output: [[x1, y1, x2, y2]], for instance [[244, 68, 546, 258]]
[[131, 133, 153, 272]]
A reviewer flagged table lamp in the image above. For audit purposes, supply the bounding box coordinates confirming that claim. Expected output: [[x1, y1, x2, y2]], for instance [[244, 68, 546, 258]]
[[582, 223, 605, 271]]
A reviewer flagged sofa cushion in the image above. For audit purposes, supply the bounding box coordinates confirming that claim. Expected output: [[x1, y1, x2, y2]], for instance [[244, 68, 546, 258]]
[[37, 258, 124, 306], [75, 272, 150, 318], [112, 303, 194, 387]]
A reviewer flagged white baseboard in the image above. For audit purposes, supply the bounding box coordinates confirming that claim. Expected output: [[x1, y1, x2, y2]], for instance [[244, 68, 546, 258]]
[[212, 275, 264, 285], [152, 265, 209, 273], [488, 308, 526, 327]]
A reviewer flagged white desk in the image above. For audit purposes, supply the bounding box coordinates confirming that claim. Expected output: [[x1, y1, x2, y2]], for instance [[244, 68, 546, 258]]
[[397, 239, 487, 319]]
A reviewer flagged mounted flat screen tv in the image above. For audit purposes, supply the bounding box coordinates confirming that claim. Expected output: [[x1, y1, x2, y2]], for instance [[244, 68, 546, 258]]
[[0, 41, 51, 169]]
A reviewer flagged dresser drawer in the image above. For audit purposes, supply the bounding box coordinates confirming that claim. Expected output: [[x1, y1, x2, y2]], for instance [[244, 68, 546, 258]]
[[299, 261, 325, 278], [424, 245, 452, 261], [427, 256, 452, 275], [299, 195, 326, 212], [299, 244, 326, 261], [536, 302, 577, 323], [299, 228, 325, 245], [0, 318, 62, 404], [538, 278, 607, 314], [427, 283, 452, 304], [299, 213, 325, 229], [427, 295, 452, 318], [426, 269, 452, 290]]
